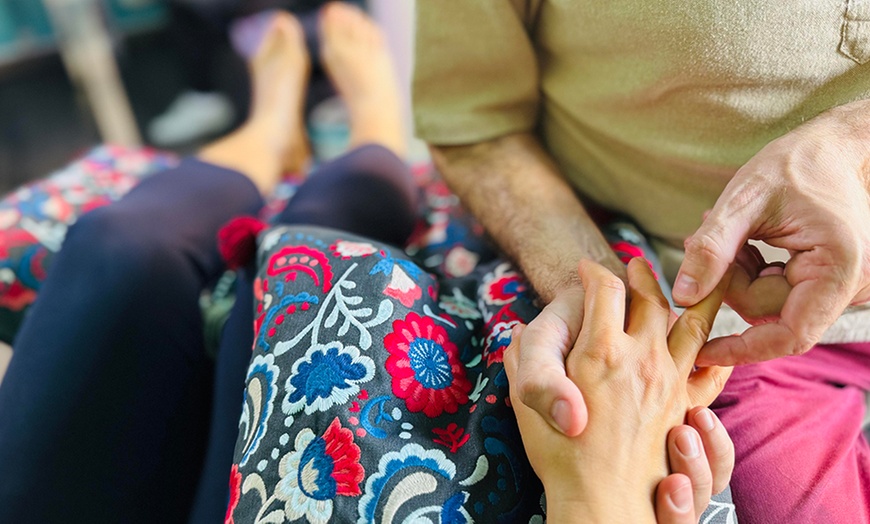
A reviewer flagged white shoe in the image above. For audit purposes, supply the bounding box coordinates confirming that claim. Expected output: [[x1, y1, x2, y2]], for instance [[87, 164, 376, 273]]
[[147, 90, 236, 146]]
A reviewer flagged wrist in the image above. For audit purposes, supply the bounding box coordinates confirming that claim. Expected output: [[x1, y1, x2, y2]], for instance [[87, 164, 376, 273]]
[[813, 100, 870, 191], [545, 490, 655, 524], [528, 253, 626, 305]]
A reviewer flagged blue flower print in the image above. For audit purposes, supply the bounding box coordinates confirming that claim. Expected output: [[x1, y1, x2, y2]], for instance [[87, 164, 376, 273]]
[[408, 337, 453, 389], [238, 354, 280, 467], [283, 342, 375, 416], [357, 443, 472, 524]]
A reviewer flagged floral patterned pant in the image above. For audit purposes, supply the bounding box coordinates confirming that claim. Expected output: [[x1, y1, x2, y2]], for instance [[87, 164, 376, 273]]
[[227, 177, 737, 522]]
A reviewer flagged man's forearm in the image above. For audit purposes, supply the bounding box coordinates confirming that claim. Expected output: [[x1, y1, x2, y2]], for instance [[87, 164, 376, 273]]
[[430, 132, 624, 303]]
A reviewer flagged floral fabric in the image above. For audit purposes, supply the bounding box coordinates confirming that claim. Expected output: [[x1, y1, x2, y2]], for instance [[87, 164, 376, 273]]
[[0, 147, 736, 522], [0, 146, 177, 343], [229, 169, 737, 523]]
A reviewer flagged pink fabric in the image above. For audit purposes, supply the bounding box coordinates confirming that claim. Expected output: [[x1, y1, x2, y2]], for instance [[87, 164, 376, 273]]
[[714, 342, 870, 523]]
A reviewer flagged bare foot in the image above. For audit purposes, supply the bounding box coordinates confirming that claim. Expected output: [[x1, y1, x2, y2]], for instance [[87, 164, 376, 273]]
[[249, 12, 311, 173], [320, 3, 406, 157], [199, 12, 310, 192]]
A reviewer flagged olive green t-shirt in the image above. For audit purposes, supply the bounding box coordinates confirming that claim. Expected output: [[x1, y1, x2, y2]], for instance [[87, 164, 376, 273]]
[[413, 0, 870, 244]]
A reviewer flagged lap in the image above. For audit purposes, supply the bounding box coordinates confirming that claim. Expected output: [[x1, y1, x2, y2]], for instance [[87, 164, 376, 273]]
[[229, 223, 737, 523], [714, 343, 870, 523]]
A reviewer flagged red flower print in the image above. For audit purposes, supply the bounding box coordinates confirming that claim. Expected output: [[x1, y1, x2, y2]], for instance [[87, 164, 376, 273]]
[[482, 264, 526, 306], [0, 280, 37, 312], [610, 241, 658, 279], [224, 465, 241, 524], [0, 228, 38, 259], [322, 418, 365, 496], [432, 423, 471, 453], [267, 246, 334, 293], [382, 266, 422, 307], [384, 313, 471, 418]]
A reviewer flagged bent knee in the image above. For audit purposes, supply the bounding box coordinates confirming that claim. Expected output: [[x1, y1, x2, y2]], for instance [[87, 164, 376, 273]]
[[64, 206, 188, 283]]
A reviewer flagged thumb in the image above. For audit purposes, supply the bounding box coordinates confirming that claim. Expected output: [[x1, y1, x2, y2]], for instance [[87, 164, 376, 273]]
[[674, 207, 754, 307], [504, 312, 588, 437], [655, 474, 697, 524]]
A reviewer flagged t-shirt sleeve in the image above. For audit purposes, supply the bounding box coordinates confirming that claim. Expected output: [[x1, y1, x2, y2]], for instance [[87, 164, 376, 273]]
[[413, 0, 540, 145]]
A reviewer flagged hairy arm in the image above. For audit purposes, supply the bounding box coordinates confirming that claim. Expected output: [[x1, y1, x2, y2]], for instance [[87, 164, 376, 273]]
[[430, 132, 625, 303]]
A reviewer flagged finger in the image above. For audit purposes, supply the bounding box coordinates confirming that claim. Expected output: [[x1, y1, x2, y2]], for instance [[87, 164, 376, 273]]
[[655, 473, 696, 524], [674, 191, 761, 307], [577, 259, 627, 336], [667, 308, 680, 334], [505, 327, 563, 442], [667, 426, 713, 518], [668, 269, 733, 375], [698, 265, 844, 365], [758, 261, 786, 277], [779, 254, 850, 352], [625, 257, 671, 344], [506, 293, 590, 436], [688, 407, 735, 495], [687, 365, 733, 407], [725, 272, 790, 325], [733, 243, 765, 280]]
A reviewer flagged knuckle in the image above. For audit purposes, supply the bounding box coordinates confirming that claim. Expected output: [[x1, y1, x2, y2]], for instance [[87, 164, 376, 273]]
[[709, 433, 736, 465], [635, 287, 671, 313], [583, 332, 628, 367], [684, 233, 727, 264], [790, 339, 816, 356], [680, 312, 711, 345], [649, 292, 671, 313], [588, 274, 626, 296], [709, 369, 730, 397], [694, 467, 714, 493], [515, 375, 548, 407], [789, 329, 819, 356], [711, 452, 736, 493]]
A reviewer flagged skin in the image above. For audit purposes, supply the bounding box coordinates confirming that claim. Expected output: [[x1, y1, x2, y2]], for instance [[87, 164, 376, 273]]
[[230, 10, 733, 524], [434, 100, 870, 442], [674, 100, 870, 365], [433, 132, 734, 518], [431, 133, 624, 435], [200, 2, 406, 196], [431, 133, 626, 304], [505, 259, 734, 523], [199, 12, 311, 195], [203, 7, 736, 519]]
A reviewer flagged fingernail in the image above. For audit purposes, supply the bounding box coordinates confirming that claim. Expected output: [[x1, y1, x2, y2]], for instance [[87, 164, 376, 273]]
[[668, 483, 694, 512], [694, 408, 716, 432], [673, 274, 699, 301], [550, 400, 571, 435], [676, 431, 700, 458]]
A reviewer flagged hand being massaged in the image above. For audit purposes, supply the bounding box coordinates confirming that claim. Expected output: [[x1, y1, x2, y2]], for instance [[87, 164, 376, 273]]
[[505, 258, 734, 523]]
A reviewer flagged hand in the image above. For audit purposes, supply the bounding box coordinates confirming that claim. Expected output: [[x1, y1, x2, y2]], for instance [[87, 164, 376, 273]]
[[673, 100, 870, 365], [504, 258, 733, 523], [655, 408, 734, 523]]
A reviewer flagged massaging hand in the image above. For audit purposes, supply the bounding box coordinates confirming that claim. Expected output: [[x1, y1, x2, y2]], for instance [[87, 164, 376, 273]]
[[505, 259, 734, 523], [673, 100, 870, 365]]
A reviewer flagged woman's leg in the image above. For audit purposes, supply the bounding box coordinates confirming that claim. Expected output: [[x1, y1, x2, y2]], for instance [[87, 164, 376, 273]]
[[191, 143, 417, 523], [191, 7, 414, 519], [0, 13, 309, 523], [0, 160, 263, 522]]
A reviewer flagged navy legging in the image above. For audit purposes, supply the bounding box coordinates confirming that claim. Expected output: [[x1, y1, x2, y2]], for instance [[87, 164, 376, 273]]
[[0, 145, 417, 523]]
